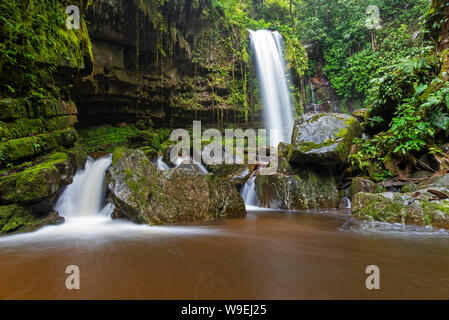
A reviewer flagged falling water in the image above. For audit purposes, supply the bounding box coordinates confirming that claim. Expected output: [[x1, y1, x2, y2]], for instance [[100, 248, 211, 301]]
[[55, 156, 114, 219], [249, 30, 294, 147], [240, 175, 257, 208], [155, 155, 170, 171]]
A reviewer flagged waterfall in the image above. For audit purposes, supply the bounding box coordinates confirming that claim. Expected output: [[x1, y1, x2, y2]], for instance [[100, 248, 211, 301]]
[[249, 30, 294, 147], [155, 155, 170, 171], [240, 175, 257, 208], [309, 79, 316, 105], [55, 155, 113, 219]]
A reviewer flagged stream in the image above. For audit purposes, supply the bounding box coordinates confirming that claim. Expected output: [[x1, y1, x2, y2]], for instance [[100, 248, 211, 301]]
[[0, 208, 448, 299]]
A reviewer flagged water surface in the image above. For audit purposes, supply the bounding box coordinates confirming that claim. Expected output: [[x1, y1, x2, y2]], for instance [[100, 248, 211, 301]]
[[0, 209, 448, 299]]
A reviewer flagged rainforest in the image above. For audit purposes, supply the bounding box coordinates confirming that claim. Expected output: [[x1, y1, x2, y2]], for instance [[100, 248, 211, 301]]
[[0, 0, 449, 301]]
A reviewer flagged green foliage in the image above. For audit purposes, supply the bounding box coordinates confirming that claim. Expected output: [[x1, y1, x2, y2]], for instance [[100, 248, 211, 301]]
[[0, 0, 86, 98]]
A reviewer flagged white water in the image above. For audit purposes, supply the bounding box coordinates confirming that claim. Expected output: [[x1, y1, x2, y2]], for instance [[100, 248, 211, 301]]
[[249, 30, 294, 147], [155, 155, 170, 171], [240, 175, 257, 208], [55, 156, 113, 219]]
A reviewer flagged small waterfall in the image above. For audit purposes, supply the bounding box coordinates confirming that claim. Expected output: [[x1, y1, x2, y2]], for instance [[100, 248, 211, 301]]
[[249, 30, 294, 147], [155, 155, 170, 171], [240, 175, 257, 208], [55, 156, 113, 219], [309, 79, 316, 105]]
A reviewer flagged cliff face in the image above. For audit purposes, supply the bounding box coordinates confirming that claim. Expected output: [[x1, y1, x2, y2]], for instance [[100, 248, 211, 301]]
[[72, 0, 258, 129]]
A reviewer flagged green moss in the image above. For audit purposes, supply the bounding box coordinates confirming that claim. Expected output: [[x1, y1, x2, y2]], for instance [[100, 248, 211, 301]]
[[0, 128, 76, 167], [0, 152, 70, 203], [111, 147, 129, 166]]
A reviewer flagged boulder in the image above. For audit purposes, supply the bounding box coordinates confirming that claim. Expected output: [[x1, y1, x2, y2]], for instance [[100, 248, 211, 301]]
[[417, 173, 449, 189], [352, 108, 369, 123], [108, 149, 246, 225], [204, 163, 254, 188], [0, 205, 65, 234], [254, 166, 339, 210], [0, 152, 74, 204], [290, 113, 360, 166], [352, 191, 449, 229], [348, 177, 385, 199]]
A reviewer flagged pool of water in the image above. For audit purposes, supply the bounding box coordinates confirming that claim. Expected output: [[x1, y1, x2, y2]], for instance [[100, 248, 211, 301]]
[[0, 209, 448, 299]]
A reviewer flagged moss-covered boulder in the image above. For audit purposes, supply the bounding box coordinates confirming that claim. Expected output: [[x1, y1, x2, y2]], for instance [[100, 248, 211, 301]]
[[254, 166, 339, 210], [0, 205, 64, 234], [290, 113, 361, 166], [349, 177, 385, 199], [0, 153, 73, 204], [108, 149, 246, 225], [204, 163, 253, 188], [352, 191, 449, 229]]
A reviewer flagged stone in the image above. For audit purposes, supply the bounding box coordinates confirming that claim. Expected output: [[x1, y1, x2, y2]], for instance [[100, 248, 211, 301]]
[[254, 166, 339, 210], [204, 163, 254, 188], [351, 191, 449, 229], [348, 177, 385, 199], [0, 205, 65, 234], [290, 113, 361, 166], [352, 108, 369, 123], [0, 152, 73, 204], [417, 173, 449, 189], [108, 149, 246, 225]]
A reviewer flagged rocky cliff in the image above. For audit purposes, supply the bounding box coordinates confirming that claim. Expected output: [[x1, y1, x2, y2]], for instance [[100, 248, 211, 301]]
[[72, 0, 260, 129]]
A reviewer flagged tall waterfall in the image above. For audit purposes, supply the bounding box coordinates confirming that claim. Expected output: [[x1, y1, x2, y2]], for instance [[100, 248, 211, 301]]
[[249, 30, 294, 147], [55, 156, 113, 219]]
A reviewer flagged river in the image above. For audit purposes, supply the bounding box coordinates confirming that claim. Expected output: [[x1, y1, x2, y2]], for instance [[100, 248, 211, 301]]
[[0, 209, 448, 299]]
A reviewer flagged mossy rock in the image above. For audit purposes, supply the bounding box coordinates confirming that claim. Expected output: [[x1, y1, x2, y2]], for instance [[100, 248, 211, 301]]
[[0, 99, 33, 121], [204, 163, 253, 188], [254, 166, 339, 210], [108, 149, 246, 225], [348, 177, 385, 199], [0, 152, 73, 204], [0, 205, 64, 234], [0, 128, 77, 167], [351, 191, 449, 229], [290, 113, 361, 166]]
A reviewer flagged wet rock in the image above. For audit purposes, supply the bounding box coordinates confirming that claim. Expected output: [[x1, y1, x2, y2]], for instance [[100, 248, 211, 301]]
[[108, 149, 246, 225], [352, 191, 449, 229], [254, 166, 339, 210], [290, 113, 360, 166], [348, 177, 385, 199]]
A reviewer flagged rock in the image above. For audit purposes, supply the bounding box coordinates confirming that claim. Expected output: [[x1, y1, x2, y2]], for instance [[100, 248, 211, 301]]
[[401, 184, 417, 193], [410, 171, 433, 179], [0, 152, 74, 204], [352, 108, 369, 123], [290, 113, 360, 166], [0, 205, 64, 234], [108, 149, 246, 225], [383, 152, 416, 177], [348, 177, 385, 199], [254, 166, 339, 210], [417, 173, 449, 189], [67, 144, 88, 170], [204, 163, 254, 188], [352, 191, 449, 229]]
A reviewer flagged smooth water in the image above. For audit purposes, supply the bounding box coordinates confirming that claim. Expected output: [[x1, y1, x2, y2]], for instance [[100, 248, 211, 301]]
[[249, 30, 294, 147], [0, 210, 448, 299]]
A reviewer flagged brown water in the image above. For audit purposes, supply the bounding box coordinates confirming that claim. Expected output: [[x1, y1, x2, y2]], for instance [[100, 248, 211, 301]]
[[0, 209, 448, 300]]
